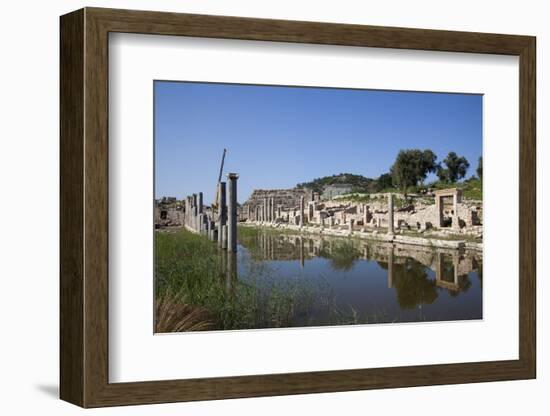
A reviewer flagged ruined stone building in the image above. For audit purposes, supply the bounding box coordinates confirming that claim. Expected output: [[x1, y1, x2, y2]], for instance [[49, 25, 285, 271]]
[[154, 197, 184, 228], [243, 186, 483, 237]]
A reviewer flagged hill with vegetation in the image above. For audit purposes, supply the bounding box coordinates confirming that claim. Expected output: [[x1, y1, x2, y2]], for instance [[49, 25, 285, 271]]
[[296, 173, 375, 194]]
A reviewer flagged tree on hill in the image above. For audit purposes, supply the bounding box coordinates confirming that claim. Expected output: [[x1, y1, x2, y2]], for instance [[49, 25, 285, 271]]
[[390, 149, 438, 194], [373, 173, 393, 192], [436, 152, 470, 183], [476, 156, 483, 179]]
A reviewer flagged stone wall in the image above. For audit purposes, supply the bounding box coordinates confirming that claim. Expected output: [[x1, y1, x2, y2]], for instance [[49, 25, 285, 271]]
[[243, 188, 312, 212], [154, 201, 184, 228], [244, 186, 483, 236]]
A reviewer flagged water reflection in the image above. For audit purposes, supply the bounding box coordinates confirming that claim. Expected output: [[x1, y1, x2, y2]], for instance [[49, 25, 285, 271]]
[[235, 229, 482, 324]]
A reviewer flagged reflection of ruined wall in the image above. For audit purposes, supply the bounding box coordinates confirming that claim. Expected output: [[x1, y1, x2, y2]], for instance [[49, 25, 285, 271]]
[[241, 231, 482, 281]]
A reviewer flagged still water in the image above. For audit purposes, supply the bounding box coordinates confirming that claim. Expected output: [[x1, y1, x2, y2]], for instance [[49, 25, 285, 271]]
[[233, 229, 482, 327]]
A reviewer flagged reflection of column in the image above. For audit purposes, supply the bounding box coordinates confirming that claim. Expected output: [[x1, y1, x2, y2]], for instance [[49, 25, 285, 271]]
[[220, 247, 228, 283], [387, 193, 394, 236], [227, 173, 238, 252], [388, 246, 394, 288], [300, 237, 304, 268], [453, 252, 460, 285], [435, 252, 443, 284]]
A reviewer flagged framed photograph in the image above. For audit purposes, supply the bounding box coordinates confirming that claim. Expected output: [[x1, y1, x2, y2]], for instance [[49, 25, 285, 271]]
[[60, 7, 536, 407]]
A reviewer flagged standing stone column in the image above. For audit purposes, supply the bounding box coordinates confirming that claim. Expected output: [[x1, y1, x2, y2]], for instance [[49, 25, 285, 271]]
[[435, 195, 443, 228], [299, 196, 305, 227], [198, 213, 204, 234], [221, 224, 228, 249], [198, 192, 203, 214], [184, 197, 189, 227], [387, 193, 395, 236], [452, 192, 460, 230], [270, 198, 275, 222], [217, 182, 227, 248], [227, 173, 239, 252], [192, 193, 198, 231]]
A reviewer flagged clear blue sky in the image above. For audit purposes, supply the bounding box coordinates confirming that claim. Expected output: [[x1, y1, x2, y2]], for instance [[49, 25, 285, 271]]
[[155, 81, 482, 204]]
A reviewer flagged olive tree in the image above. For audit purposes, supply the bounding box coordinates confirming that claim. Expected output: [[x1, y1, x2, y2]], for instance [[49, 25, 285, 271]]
[[436, 152, 470, 183], [390, 149, 438, 194]]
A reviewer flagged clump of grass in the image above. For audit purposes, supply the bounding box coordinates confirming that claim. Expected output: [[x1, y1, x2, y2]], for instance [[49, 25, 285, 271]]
[[155, 291, 215, 332]]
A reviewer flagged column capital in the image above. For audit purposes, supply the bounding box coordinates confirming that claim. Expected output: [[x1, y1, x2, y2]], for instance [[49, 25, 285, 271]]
[[226, 173, 239, 180]]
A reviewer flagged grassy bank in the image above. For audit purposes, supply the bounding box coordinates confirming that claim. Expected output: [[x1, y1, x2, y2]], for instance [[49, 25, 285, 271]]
[[155, 228, 342, 332]]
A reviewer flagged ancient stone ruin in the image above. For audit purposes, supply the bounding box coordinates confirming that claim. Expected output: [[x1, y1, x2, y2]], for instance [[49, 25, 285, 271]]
[[240, 186, 482, 249], [154, 173, 240, 253], [155, 182, 482, 251]]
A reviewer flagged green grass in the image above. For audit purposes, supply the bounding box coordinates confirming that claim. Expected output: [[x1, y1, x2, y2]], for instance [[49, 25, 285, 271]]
[[332, 179, 482, 202], [424, 178, 482, 200], [155, 228, 338, 331]]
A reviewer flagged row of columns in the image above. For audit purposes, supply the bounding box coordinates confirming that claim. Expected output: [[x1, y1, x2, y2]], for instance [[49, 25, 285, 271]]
[[245, 193, 396, 235], [184, 192, 204, 232], [183, 173, 239, 253]]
